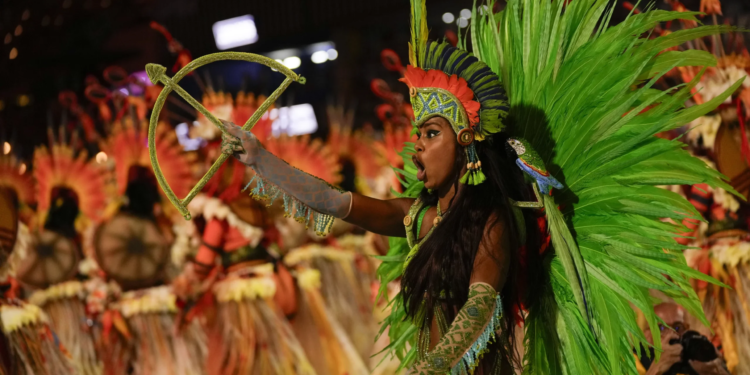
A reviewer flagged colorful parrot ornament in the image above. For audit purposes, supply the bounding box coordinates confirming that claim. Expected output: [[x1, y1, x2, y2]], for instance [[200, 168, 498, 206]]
[[507, 137, 563, 196]]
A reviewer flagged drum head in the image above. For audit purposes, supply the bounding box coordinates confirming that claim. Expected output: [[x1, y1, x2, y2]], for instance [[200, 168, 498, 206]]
[[715, 123, 750, 200], [0, 189, 18, 267], [16, 231, 79, 289], [94, 214, 169, 290]]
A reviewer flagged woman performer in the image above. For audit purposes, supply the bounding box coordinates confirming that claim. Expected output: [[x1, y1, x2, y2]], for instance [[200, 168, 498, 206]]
[[214, 0, 743, 374]]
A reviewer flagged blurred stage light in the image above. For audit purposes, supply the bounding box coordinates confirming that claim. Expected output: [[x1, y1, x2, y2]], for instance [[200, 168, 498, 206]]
[[283, 56, 301, 69], [22, 10, 30, 21], [305, 41, 334, 54], [175, 123, 203, 151], [442, 12, 455, 23], [131, 71, 150, 84], [213, 15, 259, 50], [457, 17, 468, 28], [14, 25, 22, 36], [327, 49, 338, 61], [460, 9, 472, 18], [269, 104, 318, 136], [19, 163, 26, 175], [9, 48, 17, 59], [4, 34, 11, 44], [17, 94, 29, 106], [3, 142, 10, 155], [96, 152, 108, 164], [311, 50, 328, 64]]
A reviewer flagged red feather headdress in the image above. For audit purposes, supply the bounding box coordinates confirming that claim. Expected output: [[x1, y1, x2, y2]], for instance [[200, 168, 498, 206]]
[[34, 139, 108, 226], [100, 118, 197, 200], [399, 65, 481, 128], [0, 154, 34, 207]]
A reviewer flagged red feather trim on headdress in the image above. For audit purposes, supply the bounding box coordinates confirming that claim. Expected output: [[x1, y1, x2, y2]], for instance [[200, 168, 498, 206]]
[[325, 105, 381, 179], [100, 118, 196, 199], [0, 155, 34, 206], [262, 135, 342, 185], [399, 65, 481, 127], [34, 143, 107, 224]]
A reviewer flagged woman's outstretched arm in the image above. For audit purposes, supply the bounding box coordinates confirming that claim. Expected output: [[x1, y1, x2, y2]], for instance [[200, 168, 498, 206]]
[[221, 121, 412, 237]]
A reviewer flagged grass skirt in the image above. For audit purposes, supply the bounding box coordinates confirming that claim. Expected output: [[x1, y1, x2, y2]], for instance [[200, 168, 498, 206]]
[[117, 285, 207, 375], [0, 303, 75, 375], [285, 244, 376, 361], [29, 280, 102, 375], [208, 269, 315, 375], [291, 267, 369, 375]]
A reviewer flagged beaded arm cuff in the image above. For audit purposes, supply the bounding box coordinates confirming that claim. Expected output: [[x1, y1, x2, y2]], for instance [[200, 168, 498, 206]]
[[412, 283, 502, 375]]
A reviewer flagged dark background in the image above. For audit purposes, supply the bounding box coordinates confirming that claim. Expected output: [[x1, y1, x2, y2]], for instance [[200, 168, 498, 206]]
[[1, 0, 749, 160]]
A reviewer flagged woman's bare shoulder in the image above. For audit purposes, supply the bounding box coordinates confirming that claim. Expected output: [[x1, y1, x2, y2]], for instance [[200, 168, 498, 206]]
[[472, 211, 512, 288]]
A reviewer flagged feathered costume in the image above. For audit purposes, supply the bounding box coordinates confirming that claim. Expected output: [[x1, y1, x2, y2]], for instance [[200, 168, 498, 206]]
[[374, 0, 743, 374], [96, 111, 206, 375], [0, 154, 34, 224], [370, 50, 418, 198], [325, 104, 382, 196], [179, 91, 319, 375], [21, 132, 108, 375], [283, 240, 374, 375], [259, 129, 375, 375], [0, 153, 75, 375]]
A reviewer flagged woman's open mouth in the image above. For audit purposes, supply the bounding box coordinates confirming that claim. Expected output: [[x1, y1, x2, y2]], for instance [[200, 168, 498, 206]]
[[413, 155, 426, 181]]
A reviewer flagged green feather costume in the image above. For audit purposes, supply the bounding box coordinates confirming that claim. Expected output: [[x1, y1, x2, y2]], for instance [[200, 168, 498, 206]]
[[375, 1, 742, 374]]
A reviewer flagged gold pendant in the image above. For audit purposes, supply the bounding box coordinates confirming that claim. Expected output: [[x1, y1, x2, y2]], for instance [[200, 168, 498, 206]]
[[403, 215, 413, 226]]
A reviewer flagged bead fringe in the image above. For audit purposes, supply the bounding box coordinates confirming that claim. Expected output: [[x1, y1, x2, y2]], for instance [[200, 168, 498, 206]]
[[460, 144, 486, 186], [243, 174, 335, 236], [450, 294, 503, 375]]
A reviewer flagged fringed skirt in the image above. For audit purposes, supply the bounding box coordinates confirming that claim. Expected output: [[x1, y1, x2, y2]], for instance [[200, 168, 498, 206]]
[[285, 244, 376, 360], [291, 267, 369, 375], [117, 285, 207, 375], [209, 266, 315, 375], [29, 280, 102, 375], [0, 303, 75, 375]]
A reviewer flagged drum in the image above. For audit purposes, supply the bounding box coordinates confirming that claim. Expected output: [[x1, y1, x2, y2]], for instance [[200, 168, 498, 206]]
[[94, 213, 170, 290], [16, 231, 79, 289], [0, 189, 18, 268], [714, 122, 750, 200]]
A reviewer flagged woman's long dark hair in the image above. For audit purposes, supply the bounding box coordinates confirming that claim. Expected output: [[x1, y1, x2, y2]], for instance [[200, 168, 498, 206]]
[[401, 132, 543, 369]]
